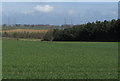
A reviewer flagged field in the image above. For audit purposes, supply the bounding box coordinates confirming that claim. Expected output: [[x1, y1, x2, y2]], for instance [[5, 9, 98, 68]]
[[2, 40, 118, 79], [2, 29, 48, 33], [2, 29, 49, 39]]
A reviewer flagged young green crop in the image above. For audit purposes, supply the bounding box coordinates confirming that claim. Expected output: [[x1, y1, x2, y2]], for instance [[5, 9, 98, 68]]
[[2, 40, 118, 79]]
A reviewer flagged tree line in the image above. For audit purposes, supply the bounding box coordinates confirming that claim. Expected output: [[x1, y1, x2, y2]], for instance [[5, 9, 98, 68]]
[[45, 19, 120, 42], [2, 19, 120, 42]]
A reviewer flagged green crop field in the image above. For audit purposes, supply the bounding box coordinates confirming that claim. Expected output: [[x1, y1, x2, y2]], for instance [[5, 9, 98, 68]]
[[2, 40, 118, 79]]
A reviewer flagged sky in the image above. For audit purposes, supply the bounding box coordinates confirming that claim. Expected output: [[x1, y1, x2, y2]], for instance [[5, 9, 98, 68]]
[[1, 2, 118, 25]]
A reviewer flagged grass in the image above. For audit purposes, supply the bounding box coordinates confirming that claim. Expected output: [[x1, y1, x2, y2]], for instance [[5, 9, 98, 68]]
[[2, 40, 118, 79], [0, 39, 2, 80]]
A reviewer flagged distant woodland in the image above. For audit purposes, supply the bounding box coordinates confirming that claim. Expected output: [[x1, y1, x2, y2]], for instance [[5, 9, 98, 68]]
[[2, 19, 120, 42]]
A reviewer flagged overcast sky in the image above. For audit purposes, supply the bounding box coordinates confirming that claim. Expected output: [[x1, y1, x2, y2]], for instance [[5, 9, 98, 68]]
[[2, 2, 118, 25]]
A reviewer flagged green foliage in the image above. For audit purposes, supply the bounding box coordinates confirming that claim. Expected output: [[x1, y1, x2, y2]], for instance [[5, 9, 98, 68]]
[[3, 40, 118, 79], [2, 19, 119, 41], [53, 19, 119, 41], [0, 32, 2, 37], [43, 30, 53, 41]]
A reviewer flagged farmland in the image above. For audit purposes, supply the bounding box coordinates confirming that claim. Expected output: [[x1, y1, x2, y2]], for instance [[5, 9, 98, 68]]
[[2, 40, 118, 79], [2, 29, 48, 33], [2, 29, 49, 39]]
